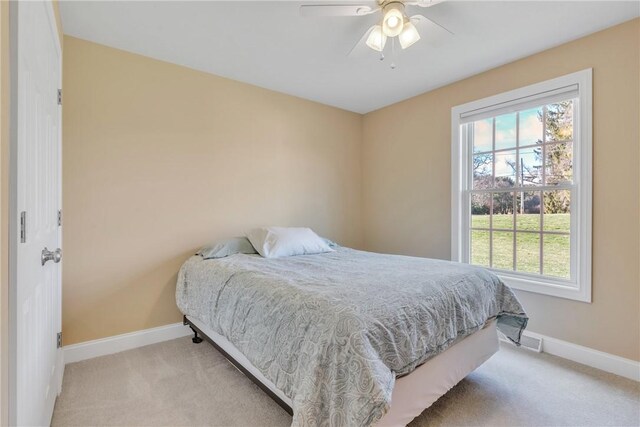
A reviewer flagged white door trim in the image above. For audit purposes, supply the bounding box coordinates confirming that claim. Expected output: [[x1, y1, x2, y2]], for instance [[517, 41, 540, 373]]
[[8, 2, 62, 425]]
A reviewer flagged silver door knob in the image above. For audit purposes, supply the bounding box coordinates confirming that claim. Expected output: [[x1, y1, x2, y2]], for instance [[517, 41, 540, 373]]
[[41, 247, 62, 266]]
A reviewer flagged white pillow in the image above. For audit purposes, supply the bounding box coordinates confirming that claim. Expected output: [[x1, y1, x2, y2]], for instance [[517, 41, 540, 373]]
[[246, 227, 334, 259]]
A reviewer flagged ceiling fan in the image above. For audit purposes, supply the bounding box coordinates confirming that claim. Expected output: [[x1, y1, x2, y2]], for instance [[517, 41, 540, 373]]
[[301, 0, 452, 66]]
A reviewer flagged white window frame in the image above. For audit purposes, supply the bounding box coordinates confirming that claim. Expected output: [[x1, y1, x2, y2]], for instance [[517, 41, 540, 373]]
[[451, 69, 592, 302]]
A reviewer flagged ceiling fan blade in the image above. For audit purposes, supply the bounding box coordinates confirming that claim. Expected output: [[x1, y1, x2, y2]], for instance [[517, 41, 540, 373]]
[[348, 25, 376, 56], [410, 13, 454, 35], [406, 0, 447, 8], [300, 4, 378, 17]]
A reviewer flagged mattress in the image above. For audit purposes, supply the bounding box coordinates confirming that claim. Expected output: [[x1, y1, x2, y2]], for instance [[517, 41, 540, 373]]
[[176, 247, 527, 426]]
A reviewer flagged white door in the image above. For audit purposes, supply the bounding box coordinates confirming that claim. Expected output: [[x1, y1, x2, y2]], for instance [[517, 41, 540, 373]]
[[15, 1, 62, 426]]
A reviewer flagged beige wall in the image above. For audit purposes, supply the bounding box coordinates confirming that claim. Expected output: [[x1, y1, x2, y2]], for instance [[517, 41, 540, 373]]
[[62, 36, 363, 345], [64, 19, 639, 362], [362, 19, 640, 361]]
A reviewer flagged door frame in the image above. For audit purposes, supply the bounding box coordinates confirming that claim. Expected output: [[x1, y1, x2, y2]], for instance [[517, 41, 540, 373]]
[[8, 1, 63, 425]]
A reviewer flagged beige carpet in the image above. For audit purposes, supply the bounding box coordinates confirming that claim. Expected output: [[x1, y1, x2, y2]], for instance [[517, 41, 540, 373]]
[[52, 337, 640, 427]]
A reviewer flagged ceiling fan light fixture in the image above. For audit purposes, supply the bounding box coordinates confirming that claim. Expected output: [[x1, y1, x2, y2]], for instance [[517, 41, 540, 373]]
[[399, 20, 420, 49], [366, 25, 387, 52], [382, 3, 404, 37]]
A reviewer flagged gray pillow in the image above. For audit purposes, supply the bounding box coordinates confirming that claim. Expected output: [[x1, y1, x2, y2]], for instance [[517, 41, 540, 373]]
[[323, 237, 339, 249], [197, 237, 257, 259]]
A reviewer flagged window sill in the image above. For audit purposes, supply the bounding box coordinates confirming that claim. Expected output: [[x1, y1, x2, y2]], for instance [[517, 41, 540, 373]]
[[495, 270, 591, 303]]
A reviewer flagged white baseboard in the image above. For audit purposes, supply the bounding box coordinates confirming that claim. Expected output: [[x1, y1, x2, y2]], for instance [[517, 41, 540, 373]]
[[63, 322, 192, 364], [502, 331, 640, 382], [65, 322, 639, 382]]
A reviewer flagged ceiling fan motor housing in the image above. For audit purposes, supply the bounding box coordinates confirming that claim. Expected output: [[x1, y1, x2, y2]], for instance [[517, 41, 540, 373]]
[[382, 2, 406, 37]]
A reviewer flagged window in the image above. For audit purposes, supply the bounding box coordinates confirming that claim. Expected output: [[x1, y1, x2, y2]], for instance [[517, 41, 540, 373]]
[[451, 69, 592, 302]]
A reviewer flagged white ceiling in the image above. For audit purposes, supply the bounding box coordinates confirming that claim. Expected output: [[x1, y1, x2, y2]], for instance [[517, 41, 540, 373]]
[[60, 1, 639, 114]]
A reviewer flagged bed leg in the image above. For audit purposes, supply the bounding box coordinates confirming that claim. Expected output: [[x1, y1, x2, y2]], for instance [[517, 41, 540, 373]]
[[189, 326, 203, 344], [183, 316, 204, 343]]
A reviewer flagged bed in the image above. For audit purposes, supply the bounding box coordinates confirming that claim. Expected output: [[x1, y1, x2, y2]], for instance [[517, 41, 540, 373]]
[[176, 246, 527, 426]]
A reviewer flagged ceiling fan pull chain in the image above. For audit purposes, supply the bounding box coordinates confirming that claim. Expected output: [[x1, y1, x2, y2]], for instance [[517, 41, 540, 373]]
[[379, 25, 385, 61], [390, 37, 397, 69]]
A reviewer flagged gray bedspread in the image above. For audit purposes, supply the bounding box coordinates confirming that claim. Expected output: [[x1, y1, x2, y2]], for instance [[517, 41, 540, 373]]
[[176, 247, 527, 426]]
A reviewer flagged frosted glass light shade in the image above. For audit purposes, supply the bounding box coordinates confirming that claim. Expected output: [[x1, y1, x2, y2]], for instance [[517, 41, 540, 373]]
[[399, 21, 420, 49], [366, 25, 387, 52]]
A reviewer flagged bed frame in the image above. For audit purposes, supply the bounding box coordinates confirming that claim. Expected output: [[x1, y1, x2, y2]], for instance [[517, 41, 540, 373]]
[[183, 315, 293, 415]]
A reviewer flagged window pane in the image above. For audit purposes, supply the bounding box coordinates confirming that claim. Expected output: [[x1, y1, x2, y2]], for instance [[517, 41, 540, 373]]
[[519, 146, 543, 186], [471, 230, 490, 267], [545, 142, 573, 185], [519, 107, 543, 146], [516, 191, 541, 231], [473, 119, 493, 153], [545, 101, 573, 142], [516, 233, 540, 274], [492, 231, 514, 270], [473, 153, 493, 189], [494, 150, 516, 188], [495, 113, 517, 150], [492, 192, 514, 229], [543, 234, 570, 279], [543, 190, 570, 232], [471, 193, 491, 228]]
